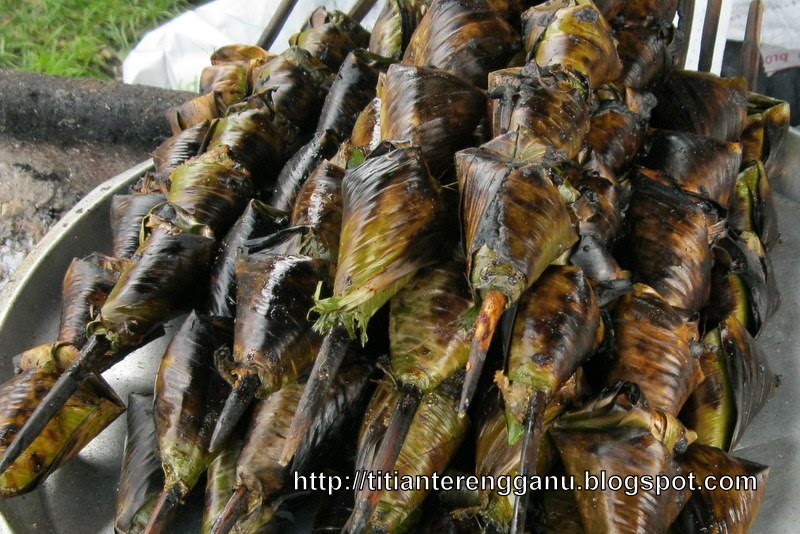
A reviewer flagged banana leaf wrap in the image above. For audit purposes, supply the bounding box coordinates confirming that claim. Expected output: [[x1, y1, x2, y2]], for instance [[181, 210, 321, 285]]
[[351, 98, 381, 149], [472, 380, 583, 531], [168, 91, 227, 134], [683, 315, 778, 450], [650, 70, 748, 143], [252, 47, 333, 130], [591, 0, 625, 21], [289, 8, 370, 71], [713, 232, 780, 332], [456, 144, 577, 305], [91, 222, 215, 351], [389, 259, 474, 393], [497, 265, 603, 442], [205, 108, 295, 188], [671, 444, 768, 534], [402, 0, 521, 88], [152, 120, 211, 176], [740, 92, 791, 177], [614, 0, 679, 24], [154, 312, 233, 497], [115, 393, 164, 534], [199, 63, 248, 108], [550, 422, 685, 533], [218, 253, 331, 399], [110, 194, 167, 260], [365, 376, 469, 533], [488, 64, 591, 160], [607, 284, 697, 415], [226, 362, 372, 524], [537, 490, 585, 534], [317, 50, 390, 139], [569, 169, 627, 244], [58, 253, 126, 349], [0, 346, 124, 497], [638, 129, 743, 208], [521, 0, 622, 89], [583, 96, 651, 173], [270, 129, 340, 213], [379, 64, 487, 177], [729, 161, 779, 249], [202, 437, 273, 534], [210, 45, 274, 92], [615, 23, 681, 89], [622, 174, 711, 316], [311, 143, 449, 341], [369, 0, 430, 59], [208, 200, 288, 318], [290, 159, 345, 263], [167, 147, 254, 237]]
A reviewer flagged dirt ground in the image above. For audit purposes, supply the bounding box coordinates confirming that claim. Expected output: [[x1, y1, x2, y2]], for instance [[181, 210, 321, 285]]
[[0, 135, 148, 289]]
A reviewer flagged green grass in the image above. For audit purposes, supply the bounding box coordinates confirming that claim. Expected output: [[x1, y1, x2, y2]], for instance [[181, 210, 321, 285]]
[[0, 0, 199, 79]]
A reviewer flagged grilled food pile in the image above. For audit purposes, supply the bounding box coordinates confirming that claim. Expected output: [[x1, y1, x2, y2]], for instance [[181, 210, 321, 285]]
[[0, 0, 790, 532]]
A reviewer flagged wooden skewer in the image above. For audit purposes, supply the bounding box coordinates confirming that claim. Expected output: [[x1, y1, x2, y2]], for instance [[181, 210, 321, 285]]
[[349, 0, 379, 22], [256, 0, 300, 51], [741, 0, 764, 91], [698, 0, 724, 72]]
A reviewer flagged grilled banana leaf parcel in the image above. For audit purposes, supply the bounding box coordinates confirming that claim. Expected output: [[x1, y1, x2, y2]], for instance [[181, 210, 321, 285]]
[[622, 174, 712, 316], [110, 194, 167, 260], [615, 23, 681, 90], [115, 394, 164, 534], [270, 129, 340, 213], [740, 92, 791, 177], [681, 315, 779, 451], [583, 93, 652, 174], [608, 284, 697, 416], [403, 0, 521, 88], [614, 0, 679, 24], [145, 312, 233, 533], [651, 70, 748, 142], [290, 8, 370, 71], [488, 64, 591, 160], [379, 64, 486, 176], [59, 253, 126, 349], [152, 121, 212, 177], [521, 0, 622, 88], [0, 344, 124, 497], [638, 129, 743, 208], [369, 0, 431, 59], [290, 158, 346, 262], [729, 161, 779, 248], [672, 444, 768, 534]]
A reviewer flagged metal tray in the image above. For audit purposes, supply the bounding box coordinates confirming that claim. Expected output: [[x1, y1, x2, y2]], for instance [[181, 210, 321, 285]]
[[0, 131, 799, 532]]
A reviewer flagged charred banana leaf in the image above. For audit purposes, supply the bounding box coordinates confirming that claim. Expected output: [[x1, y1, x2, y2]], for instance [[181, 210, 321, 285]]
[[369, 0, 430, 59], [615, 23, 681, 89], [199, 64, 248, 109], [289, 8, 370, 71], [152, 121, 212, 177], [270, 129, 340, 213], [317, 50, 391, 139], [210, 361, 372, 534], [290, 158, 345, 262], [521, 0, 622, 88], [583, 91, 652, 173], [168, 91, 227, 134], [167, 148, 254, 237], [92, 222, 215, 352], [145, 312, 233, 534], [209, 253, 331, 453], [351, 98, 381, 149], [489, 64, 591, 160], [208, 199, 288, 318], [379, 64, 486, 176], [59, 253, 126, 349], [622, 175, 712, 316], [252, 47, 333, 130], [0, 344, 124, 497], [403, 0, 521, 88], [638, 129, 743, 208], [651, 70, 748, 142], [681, 315, 778, 450], [456, 143, 577, 414], [729, 160, 779, 248], [110, 194, 167, 260], [614, 0, 679, 25], [607, 284, 697, 415], [115, 394, 164, 534], [740, 92, 791, 177], [672, 444, 768, 534]]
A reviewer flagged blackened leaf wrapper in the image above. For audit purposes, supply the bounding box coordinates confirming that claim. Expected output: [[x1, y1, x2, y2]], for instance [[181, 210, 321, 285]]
[[615, 23, 681, 89], [289, 8, 370, 71], [369, 0, 431, 59], [290, 158, 345, 263], [110, 194, 167, 260], [152, 120, 212, 176], [740, 92, 791, 178], [270, 129, 340, 213]]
